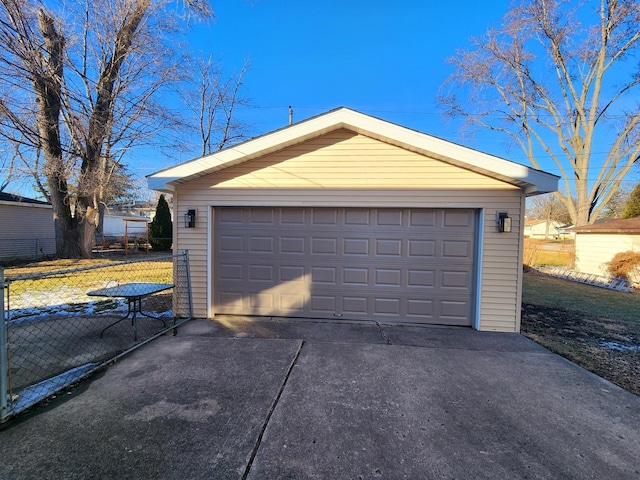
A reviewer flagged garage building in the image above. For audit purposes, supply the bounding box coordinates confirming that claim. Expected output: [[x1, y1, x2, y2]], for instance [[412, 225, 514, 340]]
[[148, 108, 557, 332]]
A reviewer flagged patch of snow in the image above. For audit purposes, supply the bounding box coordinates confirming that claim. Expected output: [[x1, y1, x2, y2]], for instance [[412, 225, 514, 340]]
[[600, 341, 640, 353]]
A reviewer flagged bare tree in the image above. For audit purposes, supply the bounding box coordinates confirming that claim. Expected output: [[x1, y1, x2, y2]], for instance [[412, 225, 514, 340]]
[[0, 0, 212, 257], [440, 0, 640, 227], [527, 193, 572, 225], [600, 182, 632, 219], [0, 139, 24, 192], [182, 58, 251, 156]]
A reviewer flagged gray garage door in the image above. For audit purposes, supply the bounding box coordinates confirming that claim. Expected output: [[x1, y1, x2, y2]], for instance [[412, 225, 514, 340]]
[[213, 207, 476, 326]]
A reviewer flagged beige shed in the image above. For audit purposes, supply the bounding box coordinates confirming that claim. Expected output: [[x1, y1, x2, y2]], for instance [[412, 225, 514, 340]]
[[148, 107, 558, 332], [571, 217, 640, 278]]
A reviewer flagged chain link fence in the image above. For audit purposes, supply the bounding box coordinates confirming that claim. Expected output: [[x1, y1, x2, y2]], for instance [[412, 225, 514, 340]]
[[1, 251, 193, 423]]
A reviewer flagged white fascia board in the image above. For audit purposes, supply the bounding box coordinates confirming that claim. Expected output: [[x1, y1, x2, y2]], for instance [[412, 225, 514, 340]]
[[335, 109, 559, 195], [147, 107, 558, 195], [147, 113, 344, 192]]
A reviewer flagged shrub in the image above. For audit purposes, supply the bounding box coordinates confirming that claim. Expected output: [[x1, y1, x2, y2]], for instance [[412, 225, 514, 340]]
[[606, 251, 640, 285], [149, 194, 172, 251], [523, 239, 540, 267]]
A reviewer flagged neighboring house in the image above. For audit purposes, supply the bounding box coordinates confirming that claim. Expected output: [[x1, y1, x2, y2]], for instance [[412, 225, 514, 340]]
[[571, 217, 640, 277], [148, 107, 558, 332], [0, 192, 55, 261], [524, 219, 572, 239]]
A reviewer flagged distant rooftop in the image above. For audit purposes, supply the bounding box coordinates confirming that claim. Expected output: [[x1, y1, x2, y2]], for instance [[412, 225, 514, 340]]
[[0, 192, 50, 205], [571, 216, 640, 234]]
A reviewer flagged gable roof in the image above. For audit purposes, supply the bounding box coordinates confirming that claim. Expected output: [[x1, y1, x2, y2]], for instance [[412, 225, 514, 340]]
[[0, 192, 50, 205], [571, 217, 640, 234], [525, 219, 548, 226], [148, 107, 558, 195]]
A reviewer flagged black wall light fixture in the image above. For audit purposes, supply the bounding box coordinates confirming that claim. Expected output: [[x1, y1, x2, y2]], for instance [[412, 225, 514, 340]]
[[184, 209, 196, 228], [497, 212, 512, 233]]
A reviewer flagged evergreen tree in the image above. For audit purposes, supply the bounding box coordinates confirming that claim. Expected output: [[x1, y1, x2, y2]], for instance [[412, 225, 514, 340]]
[[149, 195, 172, 251], [622, 184, 640, 219]]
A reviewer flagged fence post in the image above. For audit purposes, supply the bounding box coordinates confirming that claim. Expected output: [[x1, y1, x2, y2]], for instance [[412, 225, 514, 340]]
[[0, 268, 9, 422]]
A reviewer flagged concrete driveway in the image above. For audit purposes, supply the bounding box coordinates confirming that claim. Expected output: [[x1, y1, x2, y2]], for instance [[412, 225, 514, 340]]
[[1, 317, 639, 479]]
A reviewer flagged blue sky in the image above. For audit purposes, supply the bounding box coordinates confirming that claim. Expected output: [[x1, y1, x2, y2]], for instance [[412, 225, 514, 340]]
[[150, 0, 519, 171]]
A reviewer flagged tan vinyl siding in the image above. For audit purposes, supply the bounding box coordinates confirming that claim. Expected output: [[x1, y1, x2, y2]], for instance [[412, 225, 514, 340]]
[[575, 233, 640, 277], [208, 130, 514, 190], [173, 131, 524, 332]]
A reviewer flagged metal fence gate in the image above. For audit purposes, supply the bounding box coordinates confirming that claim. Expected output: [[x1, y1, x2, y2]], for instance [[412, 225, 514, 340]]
[[1, 251, 193, 423]]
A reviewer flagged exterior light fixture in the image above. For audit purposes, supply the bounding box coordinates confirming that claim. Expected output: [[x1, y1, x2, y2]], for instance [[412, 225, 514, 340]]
[[184, 209, 196, 228], [497, 212, 512, 233]]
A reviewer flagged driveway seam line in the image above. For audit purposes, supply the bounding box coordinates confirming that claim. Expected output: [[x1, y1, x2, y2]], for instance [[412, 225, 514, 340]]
[[375, 321, 393, 345], [241, 339, 305, 480]]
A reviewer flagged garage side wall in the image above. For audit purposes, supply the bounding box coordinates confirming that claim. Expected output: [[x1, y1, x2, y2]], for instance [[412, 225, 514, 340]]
[[173, 130, 524, 332]]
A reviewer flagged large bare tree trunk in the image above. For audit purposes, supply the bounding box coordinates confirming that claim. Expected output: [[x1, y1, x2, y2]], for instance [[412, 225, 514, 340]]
[[1, 0, 213, 258], [34, 9, 81, 257], [73, 0, 150, 258]]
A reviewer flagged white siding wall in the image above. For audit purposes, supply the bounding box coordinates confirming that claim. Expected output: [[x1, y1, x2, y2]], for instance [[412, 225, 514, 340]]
[[0, 201, 55, 260], [173, 130, 525, 332], [575, 233, 640, 276], [525, 221, 561, 238], [102, 214, 149, 236]]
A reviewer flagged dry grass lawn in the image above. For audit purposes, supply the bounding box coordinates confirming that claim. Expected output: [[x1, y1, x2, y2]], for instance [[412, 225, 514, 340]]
[[522, 269, 640, 396]]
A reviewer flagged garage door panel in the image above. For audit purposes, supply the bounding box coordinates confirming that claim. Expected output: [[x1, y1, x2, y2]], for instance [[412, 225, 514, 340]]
[[218, 291, 245, 310], [311, 295, 336, 313], [214, 207, 476, 326], [311, 238, 338, 254], [249, 209, 275, 224], [219, 263, 243, 280], [281, 208, 306, 224], [408, 240, 435, 257], [280, 294, 306, 311], [280, 237, 305, 253], [219, 235, 243, 252], [344, 238, 369, 255], [443, 210, 474, 228], [409, 210, 436, 226], [312, 209, 338, 225], [218, 207, 244, 223], [249, 265, 274, 281], [311, 267, 337, 284], [250, 236, 273, 252], [441, 270, 471, 289], [342, 296, 368, 315], [408, 270, 434, 287], [376, 209, 403, 226], [375, 239, 402, 256], [407, 299, 433, 317], [442, 240, 471, 258], [373, 298, 401, 315], [280, 265, 306, 281], [343, 268, 369, 285], [375, 269, 402, 286], [345, 209, 369, 225]]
